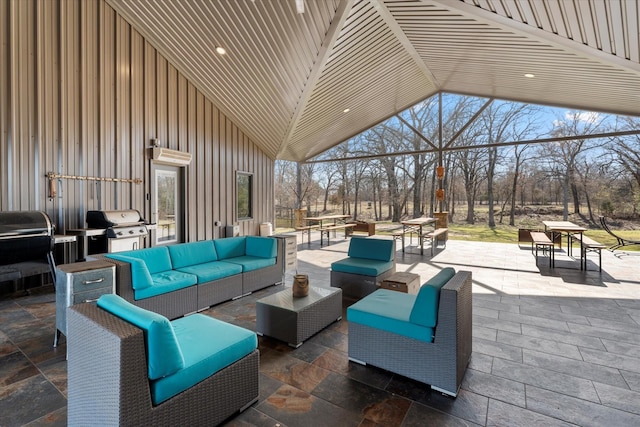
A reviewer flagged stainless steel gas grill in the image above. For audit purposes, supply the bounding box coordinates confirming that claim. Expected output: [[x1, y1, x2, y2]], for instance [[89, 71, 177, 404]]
[[0, 210, 56, 291], [85, 209, 148, 254]]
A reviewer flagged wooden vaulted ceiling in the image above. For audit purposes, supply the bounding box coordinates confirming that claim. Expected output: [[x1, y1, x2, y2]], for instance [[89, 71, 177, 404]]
[[106, 0, 640, 161]]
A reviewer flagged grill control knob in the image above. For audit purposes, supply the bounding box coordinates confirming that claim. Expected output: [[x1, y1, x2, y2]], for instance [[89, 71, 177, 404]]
[[129, 230, 134, 234], [117, 231, 123, 236]]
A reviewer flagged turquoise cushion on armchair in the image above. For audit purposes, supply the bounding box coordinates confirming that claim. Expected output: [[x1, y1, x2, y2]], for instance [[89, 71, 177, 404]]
[[97, 294, 185, 380], [105, 253, 153, 290], [245, 236, 277, 258], [113, 246, 173, 274], [213, 237, 246, 259], [168, 240, 218, 268], [347, 237, 394, 261], [409, 267, 456, 328]]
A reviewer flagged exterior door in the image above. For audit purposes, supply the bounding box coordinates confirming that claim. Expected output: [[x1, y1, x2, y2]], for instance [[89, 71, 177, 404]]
[[151, 164, 184, 245]]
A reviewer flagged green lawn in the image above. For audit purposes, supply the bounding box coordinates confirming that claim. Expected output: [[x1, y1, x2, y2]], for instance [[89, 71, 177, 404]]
[[373, 222, 640, 251], [276, 219, 640, 251]]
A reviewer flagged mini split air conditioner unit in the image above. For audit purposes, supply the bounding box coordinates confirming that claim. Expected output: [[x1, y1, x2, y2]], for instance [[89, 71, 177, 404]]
[[152, 147, 192, 166]]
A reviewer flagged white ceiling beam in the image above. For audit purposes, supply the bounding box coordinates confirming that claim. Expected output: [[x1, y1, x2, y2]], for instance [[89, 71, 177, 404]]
[[277, 0, 357, 160], [431, 0, 640, 75], [369, 0, 439, 86]]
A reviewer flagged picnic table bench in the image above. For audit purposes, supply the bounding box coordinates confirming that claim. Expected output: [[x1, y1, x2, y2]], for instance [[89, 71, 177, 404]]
[[295, 224, 320, 245], [419, 228, 448, 256], [319, 223, 355, 246], [570, 234, 606, 271], [530, 231, 555, 267]]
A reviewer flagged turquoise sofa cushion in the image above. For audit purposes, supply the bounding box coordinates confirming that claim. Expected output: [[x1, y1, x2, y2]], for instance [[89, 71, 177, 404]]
[[97, 294, 184, 380], [245, 236, 277, 258], [347, 290, 434, 343], [114, 247, 173, 274], [213, 237, 246, 260], [331, 257, 393, 277], [347, 237, 394, 262], [176, 261, 242, 283], [151, 313, 257, 405], [105, 254, 153, 290], [168, 241, 218, 269], [224, 256, 276, 272], [134, 271, 198, 300], [409, 267, 456, 328]]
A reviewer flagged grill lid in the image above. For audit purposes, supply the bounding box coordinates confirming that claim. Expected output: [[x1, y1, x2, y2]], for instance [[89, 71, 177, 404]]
[[86, 210, 144, 228], [0, 210, 54, 266], [0, 211, 54, 238]]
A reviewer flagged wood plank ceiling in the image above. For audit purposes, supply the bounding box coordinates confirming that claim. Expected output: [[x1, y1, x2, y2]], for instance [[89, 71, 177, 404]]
[[106, 0, 640, 162]]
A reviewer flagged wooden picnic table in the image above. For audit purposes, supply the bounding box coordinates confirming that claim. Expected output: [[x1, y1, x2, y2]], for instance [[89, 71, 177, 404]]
[[400, 217, 437, 255], [306, 214, 352, 246], [542, 221, 587, 269]]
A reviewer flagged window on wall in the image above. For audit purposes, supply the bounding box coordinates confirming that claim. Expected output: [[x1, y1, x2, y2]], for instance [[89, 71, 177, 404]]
[[236, 172, 253, 220]]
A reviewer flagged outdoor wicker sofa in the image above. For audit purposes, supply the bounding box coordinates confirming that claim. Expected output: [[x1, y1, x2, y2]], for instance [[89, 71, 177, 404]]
[[347, 268, 472, 397], [67, 296, 259, 426], [93, 236, 284, 319]]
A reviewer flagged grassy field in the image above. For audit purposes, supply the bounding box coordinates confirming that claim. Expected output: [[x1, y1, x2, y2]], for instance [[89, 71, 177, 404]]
[[276, 205, 640, 251]]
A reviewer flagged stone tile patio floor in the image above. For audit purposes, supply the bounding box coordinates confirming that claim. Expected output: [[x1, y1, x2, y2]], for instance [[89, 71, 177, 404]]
[[1, 232, 640, 426]]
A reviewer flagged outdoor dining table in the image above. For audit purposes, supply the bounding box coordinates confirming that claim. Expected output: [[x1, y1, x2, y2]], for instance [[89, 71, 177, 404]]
[[306, 214, 352, 246], [542, 221, 588, 270], [400, 217, 437, 255]]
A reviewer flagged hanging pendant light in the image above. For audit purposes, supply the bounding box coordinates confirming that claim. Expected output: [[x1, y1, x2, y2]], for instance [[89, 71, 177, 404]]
[[296, 0, 304, 14], [436, 189, 445, 201], [436, 166, 445, 180]]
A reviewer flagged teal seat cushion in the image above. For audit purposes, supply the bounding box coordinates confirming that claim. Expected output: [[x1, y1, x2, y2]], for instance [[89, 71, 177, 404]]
[[168, 241, 218, 269], [348, 237, 394, 262], [151, 313, 257, 405], [245, 236, 277, 258], [134, 271, 198, 300], [114, 247, 173, 274], [224, 256, 276, 272], [409, 267, 456, 328], [213, 237, 246, 260], [331, 257, 393, 276], [347, 290, 434, 342], [97, 294, 184, 380], [175, 261, 242, 283], [105, 254, 153, 290]]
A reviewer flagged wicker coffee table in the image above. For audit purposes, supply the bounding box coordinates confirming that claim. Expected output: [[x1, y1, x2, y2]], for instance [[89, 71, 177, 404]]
[[256, 285, 342, 347]]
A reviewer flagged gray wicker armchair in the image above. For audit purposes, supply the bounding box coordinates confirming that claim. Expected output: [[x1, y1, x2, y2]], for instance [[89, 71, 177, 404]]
[[347, 270, 472, 397], [67, 303, 259, 426]]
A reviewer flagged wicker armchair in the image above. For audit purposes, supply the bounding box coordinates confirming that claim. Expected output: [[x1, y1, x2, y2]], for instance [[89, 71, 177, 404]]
[[347, 270, 472, 397], [330, 237, 396, 299], [67, 303, 259, 426]]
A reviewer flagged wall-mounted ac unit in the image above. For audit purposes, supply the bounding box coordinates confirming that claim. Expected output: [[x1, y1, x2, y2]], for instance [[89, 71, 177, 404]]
[[152, 147, 192, 166]]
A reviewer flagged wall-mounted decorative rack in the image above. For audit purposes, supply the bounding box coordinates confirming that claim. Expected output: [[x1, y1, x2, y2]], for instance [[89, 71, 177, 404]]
[[47, 172, 142, 198]]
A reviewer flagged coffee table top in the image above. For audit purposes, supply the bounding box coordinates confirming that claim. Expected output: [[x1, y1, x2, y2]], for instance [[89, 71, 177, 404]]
[[257, 286, 341, 312]]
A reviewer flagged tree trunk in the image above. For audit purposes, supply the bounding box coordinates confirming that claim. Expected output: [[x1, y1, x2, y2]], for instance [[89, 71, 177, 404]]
[[353, 184, 359, 219], [509, 162, 519, 226], [571, 181, 580, 214], [466, 195, 475, 224], [562, 171, 570, 221]]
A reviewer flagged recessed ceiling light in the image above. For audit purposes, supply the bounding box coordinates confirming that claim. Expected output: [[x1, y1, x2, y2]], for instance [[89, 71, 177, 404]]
[[215, 46, 226, 55], [343, 108, 350, 113], [524, 73, 535, 78]]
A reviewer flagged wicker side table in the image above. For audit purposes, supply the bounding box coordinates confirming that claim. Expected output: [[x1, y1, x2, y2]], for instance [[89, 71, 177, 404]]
[[256, 285, 342, 347]]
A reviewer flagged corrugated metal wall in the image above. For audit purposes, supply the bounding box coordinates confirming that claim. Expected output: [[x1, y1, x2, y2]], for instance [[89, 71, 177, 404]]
[[0, 0, 274, 246]]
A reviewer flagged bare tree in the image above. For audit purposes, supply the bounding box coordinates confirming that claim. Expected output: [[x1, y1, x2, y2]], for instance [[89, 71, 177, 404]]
[[609, 117, 640, 189], [479, 102, 540, 227], [364, 126, 404, 221], [544, 111, 606, 220]]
